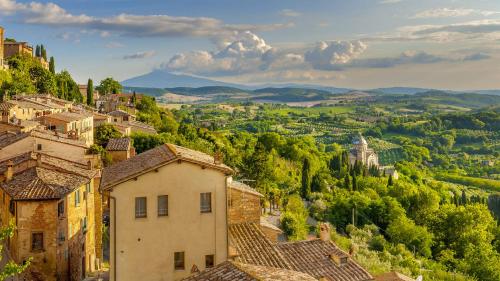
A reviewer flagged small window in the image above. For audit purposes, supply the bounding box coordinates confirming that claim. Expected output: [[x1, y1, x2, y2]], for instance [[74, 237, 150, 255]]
[[86, 183, 92, 194], [157, 195, 168, 217], [74, 190, 80, 207], [200, 193, 212, 213], [174, 252, 185, 270], [37, 143, 42, 151], [135, 197, 147, 218], [58, 200, 65, 217], [81, 217, 87, 233], [9, 201, 15, 214], [205, 255, 214, 268], [31, 232, 44, 251]]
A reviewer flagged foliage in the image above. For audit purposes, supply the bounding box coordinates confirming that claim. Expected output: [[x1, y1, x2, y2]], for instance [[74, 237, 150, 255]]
[[97, 77, 122, 95], [87, 79, 94, 106], [0, 223, 31, 280], [94, 124, 122, 147]]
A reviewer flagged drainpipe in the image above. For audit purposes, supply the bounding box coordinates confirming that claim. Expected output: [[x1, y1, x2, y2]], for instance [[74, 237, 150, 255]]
[[109, 195, 117, 281]]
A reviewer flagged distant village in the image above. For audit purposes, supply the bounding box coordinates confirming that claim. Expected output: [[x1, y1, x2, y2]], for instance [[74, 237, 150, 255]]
[[0, 27, 409, 281]]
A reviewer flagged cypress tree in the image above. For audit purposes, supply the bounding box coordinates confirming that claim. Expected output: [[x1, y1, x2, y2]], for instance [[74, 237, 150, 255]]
[[35, 45, 41, 57], [49, 57, 55, 74], [387, 174, 393, 187], [86, 79, 94, 106], [461, 190, 467, 205], [301, 158, 312, 198], [131, 91, 137, 105], [41, 45, 47, 60], [344, 174, 350, 190], [352, 174, 357, 191]]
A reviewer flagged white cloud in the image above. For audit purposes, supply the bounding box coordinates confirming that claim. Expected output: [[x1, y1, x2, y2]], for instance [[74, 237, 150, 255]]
[[304, 41, 367, 70], [412, 8, 500, 19], [0, 0, 291, 43], [279, 9, 301, 17], [379, 0, 402, 4], [123, 51, 156, 60], [105, 42, 125, 49]]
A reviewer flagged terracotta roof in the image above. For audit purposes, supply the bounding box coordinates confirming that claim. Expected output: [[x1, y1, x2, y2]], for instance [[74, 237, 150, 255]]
[[101, 144, 233, 190], [183, 261, 316, 281], [0, 129, 88, 149], [106, 138, 131, 151], [276, 239, 373, 281], [1, 167, 89, 200], [128, 120, 156, 132], [108, 110, 133, 117], [0, 102, 16, 111], [229, 181, 263, 197], [42, 111, 91, 122], [0, 131, 30, 148], [228, 223, 292, 270], [375, 272, 415, 281]]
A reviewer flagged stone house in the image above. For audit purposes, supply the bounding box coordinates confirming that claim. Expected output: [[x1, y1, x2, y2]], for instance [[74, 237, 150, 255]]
[[100, 144, 233, 281], [0, 152, 99, 281], [105, 138, 135, 163], [38, 111, 94, 145], [3, 41, 33, 58], [0, 129, 90, 164]]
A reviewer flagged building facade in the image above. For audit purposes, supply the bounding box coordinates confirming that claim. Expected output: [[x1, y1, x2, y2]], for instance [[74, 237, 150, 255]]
[[101, 144, 232, 281], [0, 153, 99, 281], [349, 134, 379, 168], [39, 112, 94, 145]]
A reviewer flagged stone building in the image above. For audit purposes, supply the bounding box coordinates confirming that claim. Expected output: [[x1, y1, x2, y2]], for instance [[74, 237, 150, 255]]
[[0, 152, 99, 281], [4, 41, 33, 58], [38, 111, 94, 145], [349, 134, 379, 168], [105, 138, 135, 163], [100, 144, 233, 281]]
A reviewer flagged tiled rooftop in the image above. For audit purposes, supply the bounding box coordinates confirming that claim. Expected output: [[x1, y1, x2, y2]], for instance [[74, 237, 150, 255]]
[[276, 239, 373, 281], [108, 110, 133, 117], [375, 272, 415, 281], [229, 181, 263, 197], [183, 261, 316, 281], [0, 129, 88, 149], [106, 138, 131, 151], [228, 223, 292, 270], [101, 144, 233, 190]]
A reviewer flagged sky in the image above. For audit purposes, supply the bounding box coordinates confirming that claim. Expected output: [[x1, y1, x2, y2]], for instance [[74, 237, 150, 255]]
[[1, 0, 500, 90]]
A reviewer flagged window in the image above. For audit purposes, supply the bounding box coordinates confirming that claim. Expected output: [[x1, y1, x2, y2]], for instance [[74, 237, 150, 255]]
[[58, 200, 65, 217], [37, 143, 42, 151], [135, 197, 147, 218], [157, 195, 168, 217], [205, 255, 214, 268], [74, 190, 80, 207], [200, 193, 212, 213], [31, 232, 44, 251], [174, 252, 185, 270], [81, 217, 87, 233], [86, 183, 92, 194], [9, 201, 15, 215]]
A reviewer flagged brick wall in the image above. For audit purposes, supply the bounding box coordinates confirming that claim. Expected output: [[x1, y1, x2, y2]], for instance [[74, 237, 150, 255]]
[[228, 188, 261, 224]]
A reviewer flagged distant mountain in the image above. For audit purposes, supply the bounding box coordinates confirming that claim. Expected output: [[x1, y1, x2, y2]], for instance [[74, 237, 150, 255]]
[[371, 87, 434, 95], [121, 70, 247, 89], [165, 86, 250, 96]]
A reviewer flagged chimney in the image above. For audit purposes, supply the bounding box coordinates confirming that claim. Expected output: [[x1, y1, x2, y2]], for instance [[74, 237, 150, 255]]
[[319, 222, 331, 242], [214, 151, 223, 165], [36, 153, 42, 166], [329, 253, 348, 266], [5, 160, 13, 181]]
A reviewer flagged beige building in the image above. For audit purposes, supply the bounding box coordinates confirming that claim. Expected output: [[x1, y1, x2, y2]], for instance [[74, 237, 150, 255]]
[[0, 129, 89, 164], [39, 111, 94, 145], [100, 144, 233, 281], [4, 41, 33, 58], [0, 152, 99, 281]]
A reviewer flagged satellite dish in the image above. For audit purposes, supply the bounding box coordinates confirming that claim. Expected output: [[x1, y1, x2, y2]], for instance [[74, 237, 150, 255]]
[[416, 276, 423, 281]]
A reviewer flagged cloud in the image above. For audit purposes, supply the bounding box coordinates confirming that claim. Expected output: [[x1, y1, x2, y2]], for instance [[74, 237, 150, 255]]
[[462, 53, 491, 61], [379, 0, 402, 4], [279, 9, 301, 17], [349, 51, 447, 68], [122, 51, 156, 60], [105, 41, 125, 49], [0, 0, 291, 44], [412, 8, 500, 19], [304, 41, 367, 70]]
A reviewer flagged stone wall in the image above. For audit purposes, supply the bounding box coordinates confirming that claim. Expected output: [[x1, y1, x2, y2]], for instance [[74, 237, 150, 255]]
[[228, 187, 261, 225]]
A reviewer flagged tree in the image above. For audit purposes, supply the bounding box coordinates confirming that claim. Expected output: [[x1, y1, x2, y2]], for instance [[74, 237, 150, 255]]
[[387, 216, 434, 257], [344, 174, 350, 189], [86, 79, 94, 106], [35, 45, 41, 57], [94, 124, 122, 147], [49, 56, 55, 74], [40, 44, 47, 60], [387, 174, 393, 187], [352, 174, 358, 191], [301, 157, 312, 198], [97, 77, 122, 95], [0, 223, 30, 280], [131, 91, 137, 105]]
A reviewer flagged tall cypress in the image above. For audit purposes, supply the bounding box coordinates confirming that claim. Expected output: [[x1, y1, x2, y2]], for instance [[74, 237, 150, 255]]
[[86, 79, 94, 106], [387, 174, 393, 187], [301, 157, 312, 198], [41, 45, 47, 60], [35, 45, 41, 57], [49, 57, 55, 74]]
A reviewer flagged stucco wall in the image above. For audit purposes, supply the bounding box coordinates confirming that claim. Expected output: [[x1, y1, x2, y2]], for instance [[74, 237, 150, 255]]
[[110, 161, 228, 281], [228, 188, 261, 224]]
